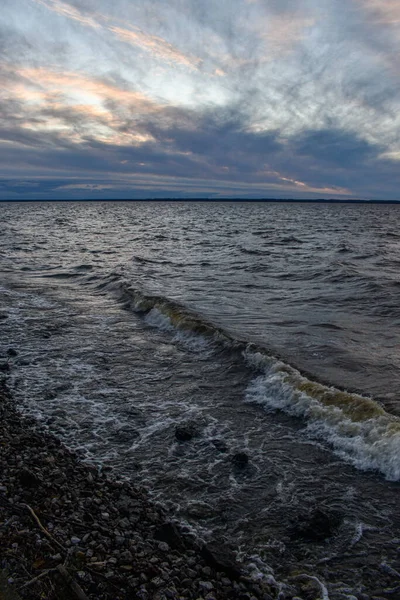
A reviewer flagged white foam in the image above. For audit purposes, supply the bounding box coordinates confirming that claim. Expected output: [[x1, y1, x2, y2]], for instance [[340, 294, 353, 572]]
[[144, 307, 213, 354], [145, 307, 173, 331], [244, 352, 400, 481]]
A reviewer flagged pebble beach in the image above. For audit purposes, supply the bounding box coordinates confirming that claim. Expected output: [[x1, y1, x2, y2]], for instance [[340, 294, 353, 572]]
[[0, 375, 297, 600]]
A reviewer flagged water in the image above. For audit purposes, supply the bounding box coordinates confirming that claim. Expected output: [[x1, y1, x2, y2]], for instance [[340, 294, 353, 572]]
[[0, 201, 399, 596]]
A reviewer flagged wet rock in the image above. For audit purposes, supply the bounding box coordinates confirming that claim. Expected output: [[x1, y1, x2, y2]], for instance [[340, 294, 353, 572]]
[[200, 543, 242, 580], [211, 439, 228, 453], [154, 523, 185, 550], [6, 348, 18, 357], [158, 542, 169, 552], [175, 422, 199, 442], [231, 452, 249, 468], [289, 508, 342, 541]]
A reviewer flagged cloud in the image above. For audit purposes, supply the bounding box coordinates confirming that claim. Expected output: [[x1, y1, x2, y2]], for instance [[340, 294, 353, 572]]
[[1, 64, 165, 147], [34, 0, 100, 28], [248, 12, 316, 59], [32, 0, 202, 71], [292, 129, 382, 166], [1, 0, 400, 199], [108, 26, 201, 70], [358, 0, 400, 26]]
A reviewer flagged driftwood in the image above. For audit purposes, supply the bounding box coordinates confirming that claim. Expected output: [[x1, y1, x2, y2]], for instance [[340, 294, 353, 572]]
[[18, 568, 55, 590], [22, 506, 90, 599], [18, 565, 91, 600], [24, 504, 66, 553]]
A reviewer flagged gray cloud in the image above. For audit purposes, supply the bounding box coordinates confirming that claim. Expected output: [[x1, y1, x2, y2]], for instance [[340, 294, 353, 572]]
[[1, 0, 400, 199]]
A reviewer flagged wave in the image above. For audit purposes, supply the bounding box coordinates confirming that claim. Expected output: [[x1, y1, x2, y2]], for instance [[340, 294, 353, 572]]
[[93, 274, 400, 481], [244, 353, 400, 481]]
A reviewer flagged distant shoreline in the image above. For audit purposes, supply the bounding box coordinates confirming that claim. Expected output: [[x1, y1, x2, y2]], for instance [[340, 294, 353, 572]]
[[1, 198, 400, 204]]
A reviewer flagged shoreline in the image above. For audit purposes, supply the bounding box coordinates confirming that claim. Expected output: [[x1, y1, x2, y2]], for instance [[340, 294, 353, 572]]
[[0, 377, 295, 600]]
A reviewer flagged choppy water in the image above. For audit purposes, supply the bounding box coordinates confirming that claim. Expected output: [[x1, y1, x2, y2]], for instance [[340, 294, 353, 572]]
[[0, 201, 400, 597]]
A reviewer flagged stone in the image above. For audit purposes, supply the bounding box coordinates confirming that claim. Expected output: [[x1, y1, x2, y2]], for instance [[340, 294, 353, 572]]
[[200, 543, 241, 579], [199, 581, 214, 591], [231, 452, 249, 468], [120, 549, 133, 562], [19, 468, 40, 488], [71, 536, 81, 545], [158, 542, 169, 552], [51, 554, 62, 562], [175, 422, 199, 442], [154, 523, 185, 550], [289, 508, 342, 541], [211, 439, 228, 453]]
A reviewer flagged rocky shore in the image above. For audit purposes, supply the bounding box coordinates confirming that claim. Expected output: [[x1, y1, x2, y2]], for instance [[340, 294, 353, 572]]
[[0, 376, 305, 600]]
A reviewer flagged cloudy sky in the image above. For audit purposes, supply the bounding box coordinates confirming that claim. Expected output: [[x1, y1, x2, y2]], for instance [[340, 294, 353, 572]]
[[1, 0, 400, 200]]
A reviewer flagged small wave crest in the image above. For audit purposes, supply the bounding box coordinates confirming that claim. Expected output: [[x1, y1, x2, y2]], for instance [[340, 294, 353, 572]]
[[95, 275, 400, 481], [144, 308, 213, 354], [244, 352, 400, 481]]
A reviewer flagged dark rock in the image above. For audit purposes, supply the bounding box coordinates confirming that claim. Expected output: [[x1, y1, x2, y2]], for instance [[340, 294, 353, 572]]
[[200, 543, 242, 580], [154, 523, 185, 550], [175, 423, 198, 442], [231, 452, 249, 468], [211, 439, 228, 453], [289, 508, 342, 542], [0, 363, 10, 372], [19, 468, 40, 488], [6, 349, 18, 357]]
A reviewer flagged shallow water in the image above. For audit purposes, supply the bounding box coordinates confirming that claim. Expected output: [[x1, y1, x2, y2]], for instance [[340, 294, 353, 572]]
[[0, 201, 399, 596]]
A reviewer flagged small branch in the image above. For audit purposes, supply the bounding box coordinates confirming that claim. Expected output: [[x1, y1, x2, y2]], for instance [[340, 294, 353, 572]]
[[19, 569, 56, 590], [24, 504, 66, 553]]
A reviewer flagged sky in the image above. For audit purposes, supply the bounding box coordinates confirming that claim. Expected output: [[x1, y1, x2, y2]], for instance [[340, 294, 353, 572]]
[[1, 0, 400, 200]]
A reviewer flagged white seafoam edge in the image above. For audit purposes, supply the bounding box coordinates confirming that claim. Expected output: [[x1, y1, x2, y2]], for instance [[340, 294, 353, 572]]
[[137, 299, 400, 481], [244, 351, 400, 481], [144, 307, 214, 354]]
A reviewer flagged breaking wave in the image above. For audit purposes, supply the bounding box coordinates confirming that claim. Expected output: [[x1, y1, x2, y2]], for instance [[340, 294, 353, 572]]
[[94, 275, 400, 481], [244, 352, 400, 481]]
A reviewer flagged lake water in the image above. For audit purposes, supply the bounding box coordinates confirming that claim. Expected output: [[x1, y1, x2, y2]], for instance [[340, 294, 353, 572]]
[[1, 201, 399, 597]]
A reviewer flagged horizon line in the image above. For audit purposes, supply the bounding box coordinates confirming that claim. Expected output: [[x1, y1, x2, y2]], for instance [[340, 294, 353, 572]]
[[1, 198, 400, 204]]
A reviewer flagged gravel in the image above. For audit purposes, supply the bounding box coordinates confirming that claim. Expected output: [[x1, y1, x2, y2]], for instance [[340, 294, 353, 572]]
[[0, 377, 301, 599]]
